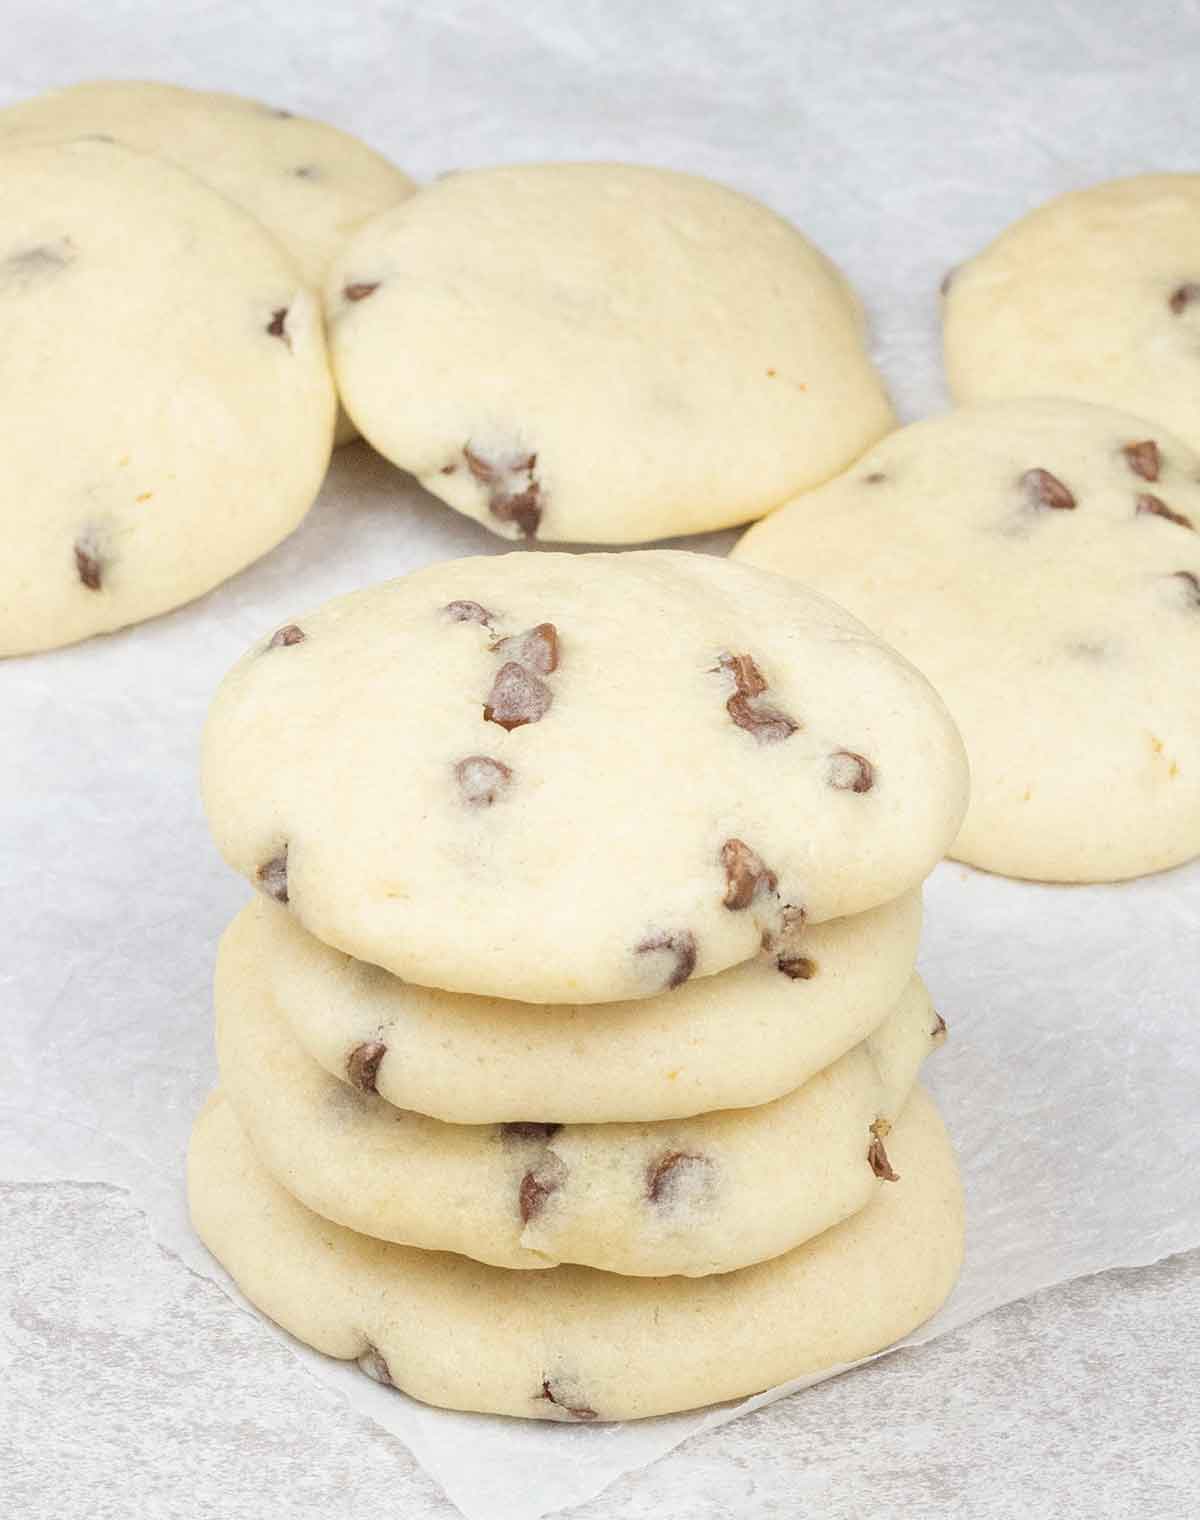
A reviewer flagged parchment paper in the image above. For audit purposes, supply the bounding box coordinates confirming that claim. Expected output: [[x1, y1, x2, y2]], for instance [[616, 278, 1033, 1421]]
[[3, 3, 1200, 1517]]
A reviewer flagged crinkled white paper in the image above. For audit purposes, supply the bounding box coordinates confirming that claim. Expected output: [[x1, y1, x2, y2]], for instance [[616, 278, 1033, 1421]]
[[3, 3, 1200, 1518]]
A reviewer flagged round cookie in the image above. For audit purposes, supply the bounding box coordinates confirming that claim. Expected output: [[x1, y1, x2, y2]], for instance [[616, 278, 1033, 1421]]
[[0, 139, 336, 657], [189, 1086, 964, 1421], [0, 80, 415, 299], [0, 80, 415, 448], [943, 175, 1200, 451], [325, 162, 895, 543], [734, 398, 1200, 882], [254, 888, 923, 1124], [216, 905, 942, 1276], [200, 551, 968, 1002]]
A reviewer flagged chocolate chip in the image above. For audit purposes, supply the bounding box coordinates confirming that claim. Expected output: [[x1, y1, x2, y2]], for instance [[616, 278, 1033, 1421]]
[[1021, 468, 1076, 511], [864, 471, 887, 484], [266, 307, 291, 347], [268, 623, 305, 648], [292, 164, 319, 179], [828, 751, 875, 793], [519, 1155, 566, 1224], [777, 954, 818, 980], [635, 930, 698, 990], [73, 539, 102, 591], [491, 622, 559, 674], [715, 652, 799, 744], [538, 1378, 597, 1421], [1169, 283, 1200, 315], [1172, 570, 1200, 605], [1123, 440, 1161, 482], [344, 281, 380, 302], [645, 1150, 712, 1205], [357, 1343, 394, 1386], [256, 847, 289, 904], [501, 1122, 562, 1142], [484, 662, 552, 731], [868, 1119, 899, 1182], [346, 1040, 387, 1094], [931, 1010, 948, 1043], [443, 599, 494, 625], [720, 838, 777, 910], [455, 755, 513, 806], [1137, 494, 1194, 530], [463, 445, 542, 539]]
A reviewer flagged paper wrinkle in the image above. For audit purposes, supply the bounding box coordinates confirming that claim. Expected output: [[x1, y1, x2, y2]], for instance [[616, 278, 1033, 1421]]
[[4, 3, 1200, 1516]]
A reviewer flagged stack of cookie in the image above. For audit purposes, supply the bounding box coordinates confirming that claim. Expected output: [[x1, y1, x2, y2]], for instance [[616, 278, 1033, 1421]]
[[189, 549, 970, 1421]]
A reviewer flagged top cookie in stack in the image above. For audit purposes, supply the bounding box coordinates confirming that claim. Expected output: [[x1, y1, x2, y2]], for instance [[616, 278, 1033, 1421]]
[[192, 549, 969, 1420], [201, 550, 967, 1003]]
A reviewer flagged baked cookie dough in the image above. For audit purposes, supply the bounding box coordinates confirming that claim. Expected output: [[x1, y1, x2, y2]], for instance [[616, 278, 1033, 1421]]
[[944, 174, 1200, 452], [251, 888, 922, 1124], [216, 903, 943, 1276], [0, 80, 414, 449], [189, 1085, 964, 1420], [325, 162, 895, 542], [201, 552, 968, 1002], [0, 140, 336, 657], [735, 397, 1200, 881]]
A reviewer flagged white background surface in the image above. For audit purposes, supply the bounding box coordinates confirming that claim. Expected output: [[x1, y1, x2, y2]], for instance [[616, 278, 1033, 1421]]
[[3, 2, 1200, 1517]]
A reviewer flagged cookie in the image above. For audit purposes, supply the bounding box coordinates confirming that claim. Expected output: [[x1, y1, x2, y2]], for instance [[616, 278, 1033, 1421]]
[[201, 551, 968, 1002], [0, 140, 336, 657], [253, 887, 922, 1124], [325, 163, 895, 542], [734, 398, 1200, 881], [189, 1085, 963, 1420], [215, 904, 942, 1276], [943, 175, 1200, 452], [0, 80, 415, 448]]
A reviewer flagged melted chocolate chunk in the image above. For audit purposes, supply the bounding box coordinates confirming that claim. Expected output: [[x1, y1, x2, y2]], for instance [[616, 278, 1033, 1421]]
[[358, 1343, 394, 1386], [443, 599, 494, 625], [484, 662, 552, 730], [501, 1122, 562, 1142], [455, 755, 513, 806], [720, 838, 777, 910], [645, 1150, 712, 1205], [1169, 283, 1200, 315], [463, 445, 543, 539], [715, 651, 799, 744], [1137, 494, 1194, 530], [1123, 440, 1161, 482], [777, 954, 818, 980], [268, 623, 305, 648], [868, 1137, 899, 1181], [256, 847, 289, 904], [519, 1155, 566, 1224], [491, 622, 559, 674], [539, 1378, 598, 1421], [635, 930, 698, 990], [74, 539, 102, 591], [1173, 570, 1200, 605], [1021, 468, 1076, 511], [828, 750, 875, 793], [266, 307, 291, 347], [344, 281, 380, 302], [346, 1040, 387, 1094]]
